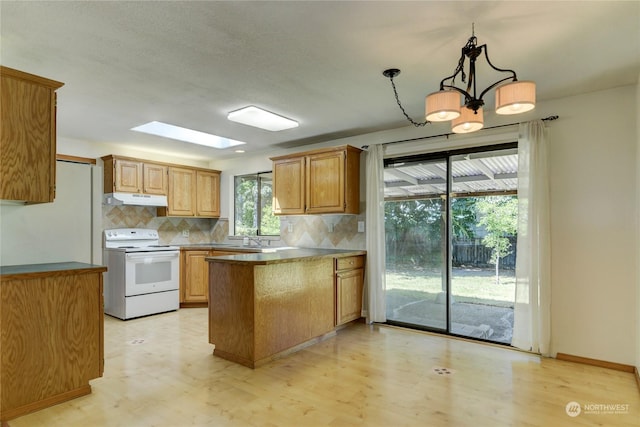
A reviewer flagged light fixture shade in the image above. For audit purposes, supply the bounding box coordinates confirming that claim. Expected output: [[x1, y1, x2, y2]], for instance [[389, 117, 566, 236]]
[[495, 81, 536, 115], [425, 90, 461, 122], [451, 107, 484, 133]]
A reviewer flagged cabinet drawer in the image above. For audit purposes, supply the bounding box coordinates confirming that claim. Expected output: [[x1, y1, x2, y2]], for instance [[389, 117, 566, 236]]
[[336, 256, 364, 271]]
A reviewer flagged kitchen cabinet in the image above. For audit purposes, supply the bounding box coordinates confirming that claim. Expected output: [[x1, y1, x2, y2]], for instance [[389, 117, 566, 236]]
[[196, 170, 221, 217], [0, 262, 106, 421], [164, 166, 196, 216], [0, 66, 64, 203], [207, 255, 336, 368], [102, 155, 168, 196], [101, 155, 220, 216], [158, 167, 221, 218], [335, 255, 365, 326], [143, 162, 168, 195], [270, 145, 361, 215], [180, 248, 245, 307], [181, 249, 209, 306], [271, 156, 305, 214]]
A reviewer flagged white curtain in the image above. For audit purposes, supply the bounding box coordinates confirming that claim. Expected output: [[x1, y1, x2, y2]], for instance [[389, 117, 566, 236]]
[[364, 144, 387, 323], [512, 120, 551, 355]]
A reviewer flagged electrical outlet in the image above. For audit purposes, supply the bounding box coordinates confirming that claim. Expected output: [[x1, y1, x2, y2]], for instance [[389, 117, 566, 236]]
[[182, 230, 189, 237], [288, 223, 293, 233], [327, 223, 334, 233], [358, 221, 365, 233]]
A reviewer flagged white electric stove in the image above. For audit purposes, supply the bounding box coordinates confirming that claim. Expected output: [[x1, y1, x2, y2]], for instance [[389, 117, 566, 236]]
[[103, 228, 180, 320]]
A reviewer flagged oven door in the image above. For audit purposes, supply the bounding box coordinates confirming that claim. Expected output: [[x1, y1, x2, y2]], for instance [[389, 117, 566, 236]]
[[124, 250, 179, 296]]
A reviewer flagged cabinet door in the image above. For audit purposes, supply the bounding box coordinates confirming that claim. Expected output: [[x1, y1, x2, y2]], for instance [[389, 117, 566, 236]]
[[0, 73, 58, 202], [114, 159, 143, 193], [196, 170, 220, 217], [272, 157, 305, 215], [143, 163, 167, 195], [306, 150, 345, 214], [336, 267, 364, 326], [183, 250, 210, 303], [167, 167, 196, 216]]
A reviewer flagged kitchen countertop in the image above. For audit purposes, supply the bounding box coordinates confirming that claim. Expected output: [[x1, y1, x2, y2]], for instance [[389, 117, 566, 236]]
[[180, 243, 299, 253], [205, 248, 366, 265], [0, 262, 107, 280], [180, 243, 264, 250]]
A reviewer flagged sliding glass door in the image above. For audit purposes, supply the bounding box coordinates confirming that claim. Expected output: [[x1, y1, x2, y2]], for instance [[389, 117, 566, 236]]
[[385, 158, 448, 330], [384, 144, 518, 344]]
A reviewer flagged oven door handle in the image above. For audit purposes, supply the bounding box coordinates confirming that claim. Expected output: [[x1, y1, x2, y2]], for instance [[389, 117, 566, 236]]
[[125, 251, 179, 260]]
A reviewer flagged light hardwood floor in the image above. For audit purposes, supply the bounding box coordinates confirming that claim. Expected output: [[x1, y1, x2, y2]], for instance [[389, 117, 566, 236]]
[[6, 308, 639, 426]]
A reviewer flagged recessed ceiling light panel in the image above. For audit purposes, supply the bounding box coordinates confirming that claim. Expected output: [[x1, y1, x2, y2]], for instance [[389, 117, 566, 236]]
[[227, 106, 298, 131], [131, 121, 246, 149]]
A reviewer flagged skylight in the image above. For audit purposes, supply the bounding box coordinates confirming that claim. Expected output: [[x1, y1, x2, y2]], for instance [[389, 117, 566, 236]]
[[227, 106, 298, 131], [131, 121, 247, 149]]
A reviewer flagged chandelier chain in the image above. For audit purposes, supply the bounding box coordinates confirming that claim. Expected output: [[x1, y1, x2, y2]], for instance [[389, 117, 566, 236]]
[[388, 75, 429, 127]]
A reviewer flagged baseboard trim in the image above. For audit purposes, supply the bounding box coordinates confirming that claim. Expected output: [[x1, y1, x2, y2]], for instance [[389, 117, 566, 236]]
[[0, 384, 91, 422], [180, 302, 208, 308], [556, 352, 635, 373]]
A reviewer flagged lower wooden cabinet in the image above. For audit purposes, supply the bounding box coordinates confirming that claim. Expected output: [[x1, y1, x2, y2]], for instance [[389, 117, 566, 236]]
[[181, 249, 245, 307], [0, 264, 105, 421], [335, 255, 365, 326], [181, 250, 210, 306]]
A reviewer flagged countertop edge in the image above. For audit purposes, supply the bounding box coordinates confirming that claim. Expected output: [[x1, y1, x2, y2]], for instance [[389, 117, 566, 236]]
[[205, 249, 366, 265], [0, 262, 108, 280]]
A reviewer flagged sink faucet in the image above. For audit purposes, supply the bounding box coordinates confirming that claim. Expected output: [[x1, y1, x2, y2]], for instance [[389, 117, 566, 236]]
[[243, 236, 264, 247]]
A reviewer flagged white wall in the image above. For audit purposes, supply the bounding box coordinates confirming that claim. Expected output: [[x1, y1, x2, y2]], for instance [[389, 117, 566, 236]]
[[545, 86, 637, 365]]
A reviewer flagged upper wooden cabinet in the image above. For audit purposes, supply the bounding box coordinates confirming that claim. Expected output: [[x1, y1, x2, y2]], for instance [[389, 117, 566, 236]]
[[158, 166, 220, 218], [102, 155, 167, 196], [270, 145, 361, 215], [102, 155, 220, 218], [143, 163, 168, 195], [164, 167, 196, 216], [271, 156, 305, 215], [196, 170, 220, 217], [0, 66, 64, 203]]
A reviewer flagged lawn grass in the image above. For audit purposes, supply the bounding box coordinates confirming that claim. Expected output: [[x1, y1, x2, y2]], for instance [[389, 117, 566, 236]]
[[386, 267, 515, 308]]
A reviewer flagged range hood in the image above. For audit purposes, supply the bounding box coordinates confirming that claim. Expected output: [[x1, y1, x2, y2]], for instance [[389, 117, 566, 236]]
[[104, 192, 168, 207]]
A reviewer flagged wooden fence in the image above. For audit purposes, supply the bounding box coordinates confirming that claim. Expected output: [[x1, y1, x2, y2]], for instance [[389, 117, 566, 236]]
[[452, 237, 516, 269]]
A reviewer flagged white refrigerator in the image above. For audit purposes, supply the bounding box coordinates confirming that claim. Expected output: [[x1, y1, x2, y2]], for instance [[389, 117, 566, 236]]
[[0, 160, 102, 266]]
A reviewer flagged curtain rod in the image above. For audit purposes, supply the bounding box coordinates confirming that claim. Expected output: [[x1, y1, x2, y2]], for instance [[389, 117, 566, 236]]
[[361, 115, 559, 149]]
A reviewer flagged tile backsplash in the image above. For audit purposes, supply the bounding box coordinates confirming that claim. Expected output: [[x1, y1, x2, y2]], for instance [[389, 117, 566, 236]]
[[102, 205, 365, 250], [102, 205, 227, 245], [280, 214, 365, 250]]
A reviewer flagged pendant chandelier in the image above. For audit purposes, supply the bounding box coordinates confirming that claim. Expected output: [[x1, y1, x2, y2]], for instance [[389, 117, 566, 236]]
[[383, 25, 536, 134]]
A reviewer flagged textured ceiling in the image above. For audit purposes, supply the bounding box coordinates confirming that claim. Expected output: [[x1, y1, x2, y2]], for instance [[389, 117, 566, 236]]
[[1, 1, 638, 161]]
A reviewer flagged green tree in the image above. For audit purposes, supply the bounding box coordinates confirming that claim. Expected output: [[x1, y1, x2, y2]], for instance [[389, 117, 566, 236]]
[[451, 197, 478, 239], [475, 196, 518, 284], [260, 182, 279, 235]]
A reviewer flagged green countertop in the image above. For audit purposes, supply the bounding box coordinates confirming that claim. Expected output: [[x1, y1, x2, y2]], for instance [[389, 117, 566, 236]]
[[0, 262, 107, 279]]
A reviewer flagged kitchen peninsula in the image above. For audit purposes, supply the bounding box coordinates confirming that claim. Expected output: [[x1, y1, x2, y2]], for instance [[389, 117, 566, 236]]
[[206, 249, 365, 368], [0, 262, 106, 421]]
